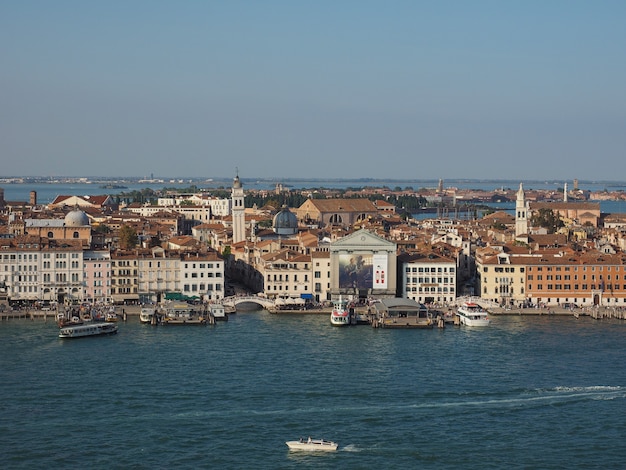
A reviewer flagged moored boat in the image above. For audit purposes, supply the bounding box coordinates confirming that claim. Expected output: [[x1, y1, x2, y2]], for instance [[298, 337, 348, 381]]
[[209, 303, 228, 321], [456, 301, 490, 326], [286, 437, 338, 452], [139, 307, 156, 324], [330, 297, 350, 326], [59, 322, 118, 338]]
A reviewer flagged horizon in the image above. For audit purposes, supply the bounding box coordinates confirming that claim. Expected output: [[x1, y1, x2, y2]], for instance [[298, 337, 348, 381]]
[[2, 175, 626, 186]]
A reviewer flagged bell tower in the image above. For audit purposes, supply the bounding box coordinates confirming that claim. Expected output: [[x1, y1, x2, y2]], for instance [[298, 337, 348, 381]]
[[231, 170, 245, 244], [515, 183, 528, 237]]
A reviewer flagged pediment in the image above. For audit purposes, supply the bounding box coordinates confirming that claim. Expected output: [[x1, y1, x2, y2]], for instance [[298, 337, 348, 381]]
[[331, 229, 395, 250]]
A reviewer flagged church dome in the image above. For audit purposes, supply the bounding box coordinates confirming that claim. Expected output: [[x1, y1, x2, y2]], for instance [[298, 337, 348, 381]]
[[273, 205, 298, 235], [64, 208, 90, 227]]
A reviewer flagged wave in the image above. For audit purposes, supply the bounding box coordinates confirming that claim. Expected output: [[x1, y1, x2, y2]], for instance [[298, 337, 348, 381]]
[[143, 385, 626, 423]]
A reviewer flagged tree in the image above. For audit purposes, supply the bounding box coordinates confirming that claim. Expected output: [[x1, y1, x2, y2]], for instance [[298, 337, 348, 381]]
[[93, 224, 111, 234], [119, 225, 139, 249], [222, 245, 231, 258], [530, 208, 564, 234]]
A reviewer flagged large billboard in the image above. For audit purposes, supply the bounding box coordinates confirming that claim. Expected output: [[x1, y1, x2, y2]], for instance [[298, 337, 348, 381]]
[[339, 253, 387, 290], [372, 253, 388, 289]]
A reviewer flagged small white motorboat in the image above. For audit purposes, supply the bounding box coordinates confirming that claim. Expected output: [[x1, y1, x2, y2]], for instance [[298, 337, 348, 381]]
[[286, 437, 338, 452]]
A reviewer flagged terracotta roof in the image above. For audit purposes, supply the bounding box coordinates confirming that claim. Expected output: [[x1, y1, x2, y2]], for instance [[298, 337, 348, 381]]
[[301, 198, 378, 212]]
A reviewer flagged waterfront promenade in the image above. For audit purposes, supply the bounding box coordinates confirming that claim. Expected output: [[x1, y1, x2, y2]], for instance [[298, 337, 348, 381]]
[[3, 302, 626, 321]]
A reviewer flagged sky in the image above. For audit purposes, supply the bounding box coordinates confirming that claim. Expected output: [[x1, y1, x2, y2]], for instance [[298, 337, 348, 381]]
[[1, 1, 625, 181]]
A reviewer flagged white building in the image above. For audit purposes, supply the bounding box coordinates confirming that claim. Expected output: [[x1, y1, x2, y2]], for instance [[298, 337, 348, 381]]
[[157, 194, 231, 217], [179, 251, 225, 301], [311, 251, 331, 303], [0, 236, 85, 304], [399, 251, 457, 304], [137, 247, 225, 303]]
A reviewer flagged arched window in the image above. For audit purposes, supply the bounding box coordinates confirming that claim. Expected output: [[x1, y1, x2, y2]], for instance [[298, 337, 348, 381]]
[[329, 214, 343, 224], [73, 231, 79, 238], [47, 231, 54, 238]]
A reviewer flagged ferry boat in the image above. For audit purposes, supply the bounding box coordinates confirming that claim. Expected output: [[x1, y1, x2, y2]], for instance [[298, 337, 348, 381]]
[[456, 302, 490, 326], [285, 437, 338, 452], [59, 322, 118, 338], [330, 297, 350, 326]]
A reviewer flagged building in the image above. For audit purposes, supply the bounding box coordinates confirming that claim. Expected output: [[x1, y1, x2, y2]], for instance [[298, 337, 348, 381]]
[[312, 251, 331, 303], [257, 249, 312, 300], [111, 251, 139, 304], [179, 251, 225, 301], [330, 228, 397, 299], [83, 250, 111, 303], [398, 250, 457, 304], [515, 182, 528, 238], [48, 194, 115, 210], [157, 193, 231, 217], [525, 251, 626, 307], [137, 248, 179, 304], [24, 207, 92, 247], [232, 173, 245, 244], [296, 198, 378, 228], [0, 236, 84, 305], [530, 201, 601, 228], [475, 247, 528, 307]]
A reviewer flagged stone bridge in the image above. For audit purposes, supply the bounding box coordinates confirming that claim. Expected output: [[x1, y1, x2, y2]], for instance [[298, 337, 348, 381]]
[[222, 295, 275, 311]]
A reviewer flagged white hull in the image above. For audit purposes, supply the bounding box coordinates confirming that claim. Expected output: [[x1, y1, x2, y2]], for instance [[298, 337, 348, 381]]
[[330, 297, 350, 326], [457, 302, 490, 326], [330, 312, 350, 326], [458, 315, 491, 327], [286, 439, 338, 452], [139, 308, 155, 324]]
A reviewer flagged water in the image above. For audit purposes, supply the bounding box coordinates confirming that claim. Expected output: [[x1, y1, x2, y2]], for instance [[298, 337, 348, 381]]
[[2, 179, 626, 206], [1, 313, 625, 469]]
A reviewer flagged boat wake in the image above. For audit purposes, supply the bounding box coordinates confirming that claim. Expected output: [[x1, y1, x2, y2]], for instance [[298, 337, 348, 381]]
[[418, 385, 626, 411], [340, 444, 362, 452], [156, 386, 626, 423]]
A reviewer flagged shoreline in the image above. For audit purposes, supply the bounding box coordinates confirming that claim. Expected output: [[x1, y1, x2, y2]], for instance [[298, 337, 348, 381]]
[[3, 304, 626, 321]]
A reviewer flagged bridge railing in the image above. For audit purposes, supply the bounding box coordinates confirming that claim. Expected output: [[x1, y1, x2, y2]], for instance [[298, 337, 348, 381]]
[[222, 295, 275, 308]]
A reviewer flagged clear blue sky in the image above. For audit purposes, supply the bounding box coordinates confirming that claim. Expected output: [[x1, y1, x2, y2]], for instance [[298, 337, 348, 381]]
[[2, 1, 625, 180]]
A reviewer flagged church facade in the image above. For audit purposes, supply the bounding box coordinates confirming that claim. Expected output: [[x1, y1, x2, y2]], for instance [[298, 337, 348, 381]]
[[330, 228, 397, 299]]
